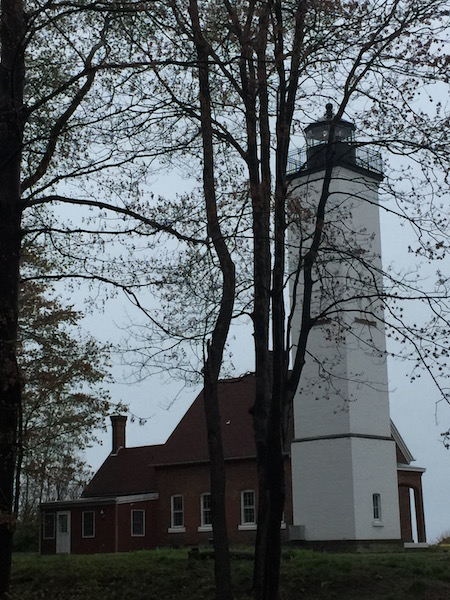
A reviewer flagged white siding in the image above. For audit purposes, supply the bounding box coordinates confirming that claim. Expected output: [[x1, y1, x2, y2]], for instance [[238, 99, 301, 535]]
[[289, 163, 401, 542]]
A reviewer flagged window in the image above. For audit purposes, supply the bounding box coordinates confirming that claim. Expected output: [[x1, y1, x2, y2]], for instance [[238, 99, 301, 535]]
[[198, 493, 212, 532], [240, 490, 256, 528], [201, 493, 212, 527], [372, 493, 382, 521], [82, 511, 95, 538], [43, 513, 55, 539], [131, 509, 145, 536], [242, 490, 256, 524], [171, 495, 184, 529], [57, 513, 69, 534]]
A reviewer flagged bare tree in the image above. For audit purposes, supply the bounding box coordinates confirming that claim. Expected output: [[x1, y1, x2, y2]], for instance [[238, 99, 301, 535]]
[[0, 1, 207, 594], [116, 2, 449, 599], [1, 1, 449, 598], [188, 1, 236, 596]]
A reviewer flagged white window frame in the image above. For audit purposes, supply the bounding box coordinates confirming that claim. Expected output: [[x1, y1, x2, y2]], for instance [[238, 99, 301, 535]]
[[169, 495, 186, 533], [198, 493, 212, 532], [372, 493, 383, 526], [239, 490, 257, 531], [43, 513, 55, 540], [82, 511, 95, 538], [131, 509, 145, 537]]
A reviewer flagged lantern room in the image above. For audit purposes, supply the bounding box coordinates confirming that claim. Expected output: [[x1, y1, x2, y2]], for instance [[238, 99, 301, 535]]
[[305, 103, 356, 170]]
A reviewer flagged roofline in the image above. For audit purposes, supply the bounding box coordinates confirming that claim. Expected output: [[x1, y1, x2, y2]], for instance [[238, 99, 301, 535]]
[[397, 463, 426, 474], [287, 162, 383, 182], [391, 420, 415, 464], [151, 452, 290, 468], [40, 492, 158, 510], [116, 493, 158, 504], [304, 117, 356, 132]]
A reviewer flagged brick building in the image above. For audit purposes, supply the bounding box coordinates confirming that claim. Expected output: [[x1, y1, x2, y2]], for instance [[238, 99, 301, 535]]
[[40, 373, 425, 554], [40, 109, 427, 554]]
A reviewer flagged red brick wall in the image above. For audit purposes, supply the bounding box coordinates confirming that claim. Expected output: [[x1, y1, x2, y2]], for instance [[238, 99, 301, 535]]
[[397, 469, 426, 543], [116, 500, 158, 552], [155, 457, 292, 547], [41, 500, 159, 554], [398, 486, 413, 542], [70, 505, 117, 554], [41, 456, 293, 553]]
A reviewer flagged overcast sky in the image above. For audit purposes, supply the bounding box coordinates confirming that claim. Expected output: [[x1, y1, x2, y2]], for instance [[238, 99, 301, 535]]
[[83, 239, 450, 545], [80, 129, 450, 546]]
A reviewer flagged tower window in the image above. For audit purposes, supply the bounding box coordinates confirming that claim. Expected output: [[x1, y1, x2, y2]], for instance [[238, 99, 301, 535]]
[[372, 493, 382, 521]]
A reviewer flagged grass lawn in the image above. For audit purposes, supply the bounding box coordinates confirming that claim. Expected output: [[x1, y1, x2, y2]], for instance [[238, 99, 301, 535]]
[[9, 547, 450, 599]]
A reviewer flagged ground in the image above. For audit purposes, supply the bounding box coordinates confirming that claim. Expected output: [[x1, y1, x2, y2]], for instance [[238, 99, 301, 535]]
[[9, 547, 450, 599]]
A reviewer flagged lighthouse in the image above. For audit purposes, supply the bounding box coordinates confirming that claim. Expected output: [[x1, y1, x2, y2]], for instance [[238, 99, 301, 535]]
[[288, 105, 401, 545]]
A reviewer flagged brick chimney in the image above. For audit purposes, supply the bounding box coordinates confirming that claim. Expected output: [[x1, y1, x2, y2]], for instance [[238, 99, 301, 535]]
[[110, 415, 127, 454]]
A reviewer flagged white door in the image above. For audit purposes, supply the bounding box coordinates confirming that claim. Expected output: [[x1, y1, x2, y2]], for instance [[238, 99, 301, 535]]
[[56, 511, 71, 554]]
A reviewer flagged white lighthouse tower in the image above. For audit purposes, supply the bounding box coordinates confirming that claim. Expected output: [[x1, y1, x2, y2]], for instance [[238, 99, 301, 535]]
[[288, 105, 401, 545]]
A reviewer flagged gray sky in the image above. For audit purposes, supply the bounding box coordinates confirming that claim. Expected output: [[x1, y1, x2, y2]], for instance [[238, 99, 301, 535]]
[[81, 130, 450, 546], [83, 295, 450, 544]]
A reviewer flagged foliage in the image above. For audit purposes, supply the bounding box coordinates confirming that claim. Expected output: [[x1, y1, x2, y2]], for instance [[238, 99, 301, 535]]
[[21, 1, 447, 598], [122, 2, 450, 599], [12, 516, 39, 553], [0, 0, 449, 596], [54, 0, 449, 407], [16, 243, 113, 517]]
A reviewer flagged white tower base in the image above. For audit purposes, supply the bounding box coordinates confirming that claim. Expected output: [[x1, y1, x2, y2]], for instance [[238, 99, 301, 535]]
[[291, 435, 400, 541]]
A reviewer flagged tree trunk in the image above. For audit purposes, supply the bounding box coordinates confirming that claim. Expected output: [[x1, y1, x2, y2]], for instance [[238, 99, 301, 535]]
[[188, 1, 236, 598], [0, 0, 25, 595], [203, 351, 233, 600]]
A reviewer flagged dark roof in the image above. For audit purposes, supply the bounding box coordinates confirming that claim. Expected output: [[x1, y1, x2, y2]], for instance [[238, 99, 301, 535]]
[[82, 446, 163, 498], [83, 374, 259, 498], [161, 374, 258, 463], [83, 373, 415, 499]]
